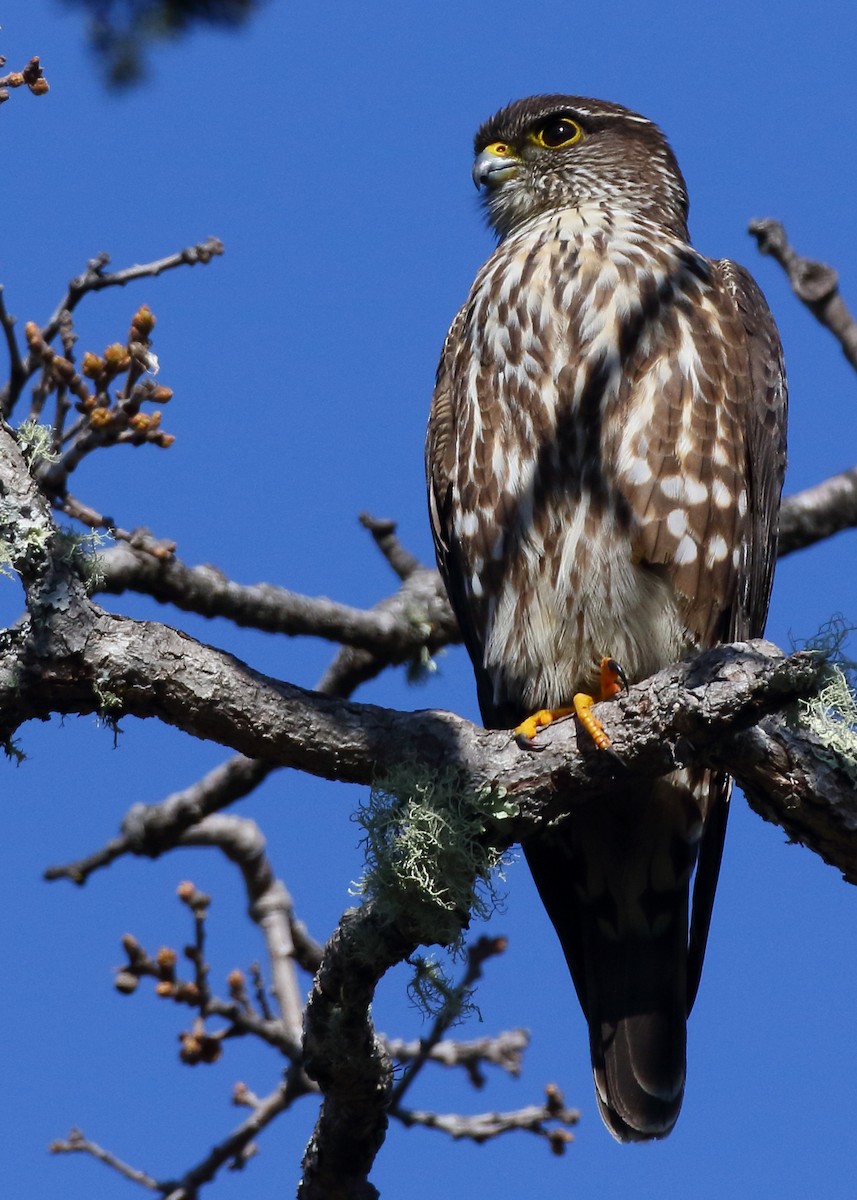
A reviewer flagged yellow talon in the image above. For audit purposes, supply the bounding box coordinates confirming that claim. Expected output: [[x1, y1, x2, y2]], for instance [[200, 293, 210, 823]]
[[572, 692, 612, 750], [515, 658, 628, 750], [514, 705, 575, 743], [599, 656, 628, 699]]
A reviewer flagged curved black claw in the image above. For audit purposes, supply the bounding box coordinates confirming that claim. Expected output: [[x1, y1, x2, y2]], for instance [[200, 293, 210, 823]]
[[515, 731, 548, 752], [605, 657, 629, 692]]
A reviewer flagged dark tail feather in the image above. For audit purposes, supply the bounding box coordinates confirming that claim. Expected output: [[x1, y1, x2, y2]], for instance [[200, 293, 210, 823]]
[[584, 926, 687, 1141], [524, 791, 698, 1143]]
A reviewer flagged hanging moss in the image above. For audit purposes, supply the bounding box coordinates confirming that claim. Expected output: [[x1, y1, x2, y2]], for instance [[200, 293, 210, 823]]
[[354, 763, 518, 949]]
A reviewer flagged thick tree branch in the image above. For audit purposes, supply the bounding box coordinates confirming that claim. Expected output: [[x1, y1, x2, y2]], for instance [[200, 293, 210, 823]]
[[3, 504, 847, 878], [1, 422, 847, 883], [88, 477, 857, 675], [0, 590, 826, 811], [299, 905, 417, 1200]]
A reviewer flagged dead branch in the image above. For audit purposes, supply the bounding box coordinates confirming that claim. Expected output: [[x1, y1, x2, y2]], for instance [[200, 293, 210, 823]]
[[96, 538, 459, 657], [0, 239, 223, 417], [778, 467, 857, 556], [750, 218, 857, 371], [392, 1085, 579, 1153], [383, 1029, 529, 1081]]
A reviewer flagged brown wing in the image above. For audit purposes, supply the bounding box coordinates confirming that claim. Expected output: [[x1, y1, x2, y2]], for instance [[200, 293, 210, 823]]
[[427, 303, 498, 720], [607, 255, 786, 1007], [617, 256, 785, 648], [686, 261, 787, 1003], [716, 259, 788, 641]]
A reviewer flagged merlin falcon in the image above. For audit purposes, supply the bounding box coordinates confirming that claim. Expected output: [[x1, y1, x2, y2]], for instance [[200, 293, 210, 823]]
[[426, 95, 786, 1141]]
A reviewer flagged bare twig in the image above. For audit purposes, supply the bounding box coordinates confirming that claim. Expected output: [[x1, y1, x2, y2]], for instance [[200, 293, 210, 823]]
[[52, 1076, 304, 1199], [0, 239, 223, 416], [750, 218, 857, 371], [0, 285, 25, 397], [359, 512, 422, 580], [44, 756, 274, 885], [384, 1028, 529, 1082], [392, 1083, 579, 1154], [162, 1075, 303, 1199], [50, 1129, 160, 1191], [390, 936, 510, 1107], [95, 539, 458, 657]]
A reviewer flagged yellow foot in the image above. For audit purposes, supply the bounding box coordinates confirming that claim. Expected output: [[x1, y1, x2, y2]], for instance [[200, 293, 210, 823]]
[[571, 692, 611, 750], [514, 705, 575, 746], [573, 657, 629, 749], [515, 658, 628, 751], [599, 656, 628, 700]]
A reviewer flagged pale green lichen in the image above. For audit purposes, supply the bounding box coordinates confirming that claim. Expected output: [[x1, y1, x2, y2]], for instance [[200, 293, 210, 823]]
[[354, 763, 517, 950], [0, 498, 53, 579], [790, 617, 857, 781], [55, 528, 111, 592], [16, 419, 60, 468], [798, 665, 857, 782], [405, 643, 442, 686], [92, 672, 122, 713], [402, 603, 444, 685]]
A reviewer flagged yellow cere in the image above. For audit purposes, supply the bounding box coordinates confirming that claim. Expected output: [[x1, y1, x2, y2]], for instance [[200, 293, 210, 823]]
[[483, 141, 516, 158]]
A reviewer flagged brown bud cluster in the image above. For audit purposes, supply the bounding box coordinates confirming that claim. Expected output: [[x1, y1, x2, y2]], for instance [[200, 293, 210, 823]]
[[130, 305, 156, 340], [179, 1030, 223, 1065], [548, 1129, 574, 1156], [22, 57, 49, 95], [177, 881, 211, 914]]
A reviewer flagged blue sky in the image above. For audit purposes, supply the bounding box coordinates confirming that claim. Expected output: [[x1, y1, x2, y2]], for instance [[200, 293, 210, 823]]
[[3, 2, 857, 1197]]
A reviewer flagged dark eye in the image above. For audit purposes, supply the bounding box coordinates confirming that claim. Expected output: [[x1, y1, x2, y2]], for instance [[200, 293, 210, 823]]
[[531, 116, 583, 150]]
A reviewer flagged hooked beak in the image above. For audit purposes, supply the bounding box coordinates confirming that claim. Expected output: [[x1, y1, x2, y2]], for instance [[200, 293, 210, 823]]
[[472, 142, 521, 190]]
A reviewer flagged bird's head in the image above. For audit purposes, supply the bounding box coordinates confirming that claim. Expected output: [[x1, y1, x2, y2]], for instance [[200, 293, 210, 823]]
[[472, 95, 689, 240]]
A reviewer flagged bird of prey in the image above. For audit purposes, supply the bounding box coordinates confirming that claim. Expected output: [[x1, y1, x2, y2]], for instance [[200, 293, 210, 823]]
[[426, 95, 786, 1141]]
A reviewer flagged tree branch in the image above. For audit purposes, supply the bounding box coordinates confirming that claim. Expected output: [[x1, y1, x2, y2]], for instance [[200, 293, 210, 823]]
[[391, 1086, 579, 1153], [96, 539, 458, 658], [52, 1074, 303, 1199], [299, 905, 417, 1200], [0, 239, 223, 416], [778, 468, 857, 556], [383, 1029, 529, 1081], [750, 217, 857, 370]]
